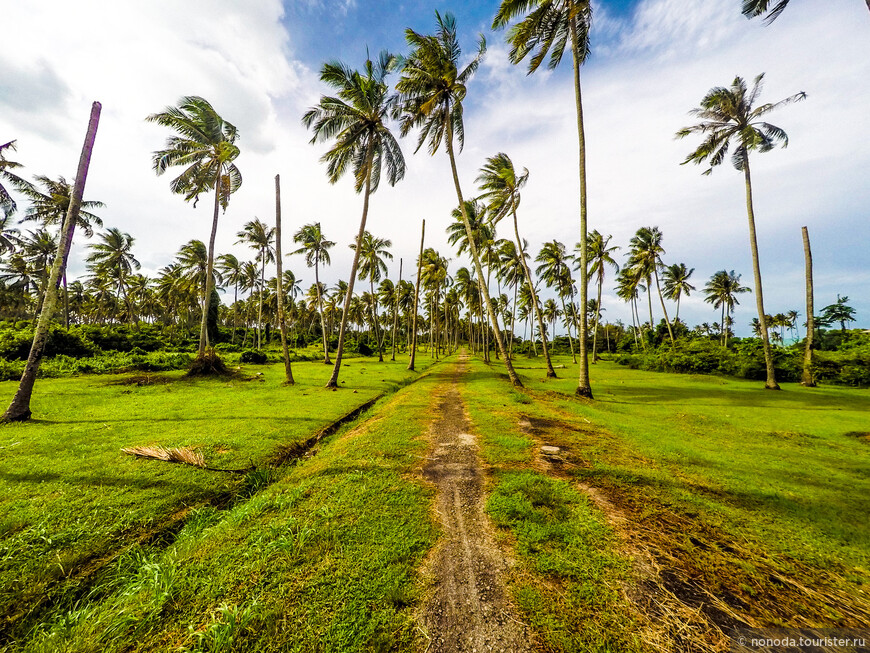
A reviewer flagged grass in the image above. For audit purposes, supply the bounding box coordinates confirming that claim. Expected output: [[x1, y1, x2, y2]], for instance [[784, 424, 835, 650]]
[[7, 355, 447, 652], [482, 353, 870, 631], [0, 353, 436, 643]]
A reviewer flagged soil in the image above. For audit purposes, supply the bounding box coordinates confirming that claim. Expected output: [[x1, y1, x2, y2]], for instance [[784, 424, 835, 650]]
[[418, 357, 533, 653]]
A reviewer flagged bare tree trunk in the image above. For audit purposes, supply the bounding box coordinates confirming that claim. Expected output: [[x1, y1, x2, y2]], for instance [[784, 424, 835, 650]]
[[408, 220, 424, 371], [275, 175, 294, 384], [315, 257, 330, 364], [326, 145, 374, 388], [801, 226, 815, 387], [570, 21, 592, 399], [654, 268, 675, 344], [743, 161, 780, 390], [3, 102, 101, 422]]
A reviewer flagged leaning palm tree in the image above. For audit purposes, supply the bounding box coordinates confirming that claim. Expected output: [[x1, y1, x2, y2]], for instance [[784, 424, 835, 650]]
[[397, 11, 522, 388], [627, 226, 675, 344], [352, 231, 393, 362], [493, 0, 594, 397], [585, 230, 619, 361], [147, 96, 242, 359], [477, 152, 556, 377], [236, 218, 275, 349], [677, 74, 805, 389], [85, 228, 140, 325], [303, 51, 406, 388], [292, 222, 335, 363]]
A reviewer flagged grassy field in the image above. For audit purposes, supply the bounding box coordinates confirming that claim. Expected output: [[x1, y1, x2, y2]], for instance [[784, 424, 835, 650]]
[[477, 354, 870, 636], [0, 353, 436, 645]]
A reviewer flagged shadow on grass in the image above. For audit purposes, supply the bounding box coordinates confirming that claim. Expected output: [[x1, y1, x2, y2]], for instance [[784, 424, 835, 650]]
[[0, 469, 211, 493]]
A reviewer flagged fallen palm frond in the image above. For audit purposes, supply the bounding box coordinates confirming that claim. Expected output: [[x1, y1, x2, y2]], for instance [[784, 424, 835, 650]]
[[122, 445, 206, 468]]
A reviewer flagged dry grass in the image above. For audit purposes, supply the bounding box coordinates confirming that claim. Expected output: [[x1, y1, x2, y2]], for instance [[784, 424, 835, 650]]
[[121, 445, 206, 468]]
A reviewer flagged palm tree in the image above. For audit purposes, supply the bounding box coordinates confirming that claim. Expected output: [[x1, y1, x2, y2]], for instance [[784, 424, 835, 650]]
[[704, 270, 750, 347], [536, 240, 577, 363], [742, 0, 870, 23], [304, 51, 405, 387], [585, 230, 619, 361], [397, 12, 521, 388], [292, 222, 335, 363], [217, 253, 243, 342], [147, 96, 242, 359], [493, 0, 593, 397], [628, 226, 675, 344], [85, 228, 140, 325], [352, 231, 393, 361], [0, 140, 28, 220], [477, 152, 556, 377], [662, 262, 695, 321], [821, 295, 857, 333], [20, 229, 58, 317], [236, 218, 275, 349], [677, 73, 805, 389]]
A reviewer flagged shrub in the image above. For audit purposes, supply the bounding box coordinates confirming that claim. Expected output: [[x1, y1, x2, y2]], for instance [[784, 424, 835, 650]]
[[240, 349, 267, 364]]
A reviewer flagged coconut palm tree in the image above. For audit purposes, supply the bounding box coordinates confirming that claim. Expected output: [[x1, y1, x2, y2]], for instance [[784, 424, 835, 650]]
[[292, 222, 335, 363], [822, 295, 857, 333], [477, 152, 556, 377], [584, 230, 619, 361], [662, 262, 696, 321], [677, 74, 805, 389], [236, 218, 275, 349], [0, 140, 28, 220], [304, 51, 405, 387], [147, 96, 242, 358], [616, 266, 645, 349], [397, 12, 522, 387], [217, 253, 243, 342], [742, 0, 870, 23], [627, 226, 675, 344], [536, 240, 577, 363], [352, 231, 393, 361], [704, 270, 750, 347], [85, 228, 140, 325], [493, 0, 593, 397]]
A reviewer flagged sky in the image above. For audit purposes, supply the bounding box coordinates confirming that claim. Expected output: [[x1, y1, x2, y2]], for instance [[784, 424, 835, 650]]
[[1, 0, 868, 336]]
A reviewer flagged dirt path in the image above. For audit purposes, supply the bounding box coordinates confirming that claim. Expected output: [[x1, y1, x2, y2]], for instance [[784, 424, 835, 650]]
[[419, 356, 533, 653]]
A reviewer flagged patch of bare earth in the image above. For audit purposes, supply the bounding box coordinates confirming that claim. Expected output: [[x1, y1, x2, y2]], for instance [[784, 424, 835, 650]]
[[418, 358, 533, 653]]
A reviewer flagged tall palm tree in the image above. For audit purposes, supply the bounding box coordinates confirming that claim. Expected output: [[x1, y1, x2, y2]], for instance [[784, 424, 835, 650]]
[[704, 270, 750, 347], [477, 152, 556, 377], [536, 240, 577, 363], [352, 231, 393, 361], [627, 226, 675, 344], [292, 222, 335, 363], [616, 266, 645, 349], [678, 74, 805, 389], [742, 0, 870, 23], [494, 0, 593, 397], [236, 218, 275, 349], [584, 230, 619, 361], [397, 12, 521, 387], [85, 228, 140, 325], [304, 51, 405, 387], [147, 96, 242, 358], [662, 262, 695, 321]]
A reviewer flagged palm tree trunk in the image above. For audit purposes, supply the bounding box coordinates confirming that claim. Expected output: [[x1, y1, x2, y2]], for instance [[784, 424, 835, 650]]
[[326, 145, 374, 388], [570, 21, 592, 399], [408, 219, 424, 371], [559, 292, 577, 363], [592, 274, 603, 362], [509, 281, 518, 359], [274, 174, 294, 384], [801, 226, 815, 387], [257, 257, 265, 349], [315, 257, 331, 364], [197, 170, 222, 357], [743, 161, 779, 390], [654, 268, 675, 344], [3, 102, 101, 422], [391, 258, 401, 361], [371, 277, 384, 361], [513, 208, 555, 377]]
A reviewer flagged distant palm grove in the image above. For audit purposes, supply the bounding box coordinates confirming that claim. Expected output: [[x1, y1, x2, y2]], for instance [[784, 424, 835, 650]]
[[0, 3, 867, 417]]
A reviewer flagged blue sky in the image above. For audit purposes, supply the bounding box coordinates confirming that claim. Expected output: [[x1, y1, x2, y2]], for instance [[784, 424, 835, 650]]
[[1, 0, 868, 336]]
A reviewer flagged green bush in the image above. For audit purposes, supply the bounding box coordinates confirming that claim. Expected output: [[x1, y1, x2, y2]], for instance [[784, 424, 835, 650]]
[[240, 349, 267, 364]]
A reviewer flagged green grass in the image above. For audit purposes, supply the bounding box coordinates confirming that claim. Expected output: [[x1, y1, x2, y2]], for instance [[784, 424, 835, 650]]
[[0, 354, 436, 641], [494, 354, 870, 627], [9, 356, 447, 652]]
